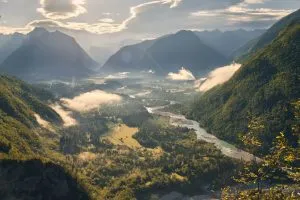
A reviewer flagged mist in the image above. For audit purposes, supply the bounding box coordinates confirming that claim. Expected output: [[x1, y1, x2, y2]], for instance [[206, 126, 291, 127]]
[[105, 72, 130, 80], [61, 90, 122, 112], [167, 67, 196, 81], [34, 113, 53, 131], [197, 63, 241, 92], [50, 104, 78, 127]]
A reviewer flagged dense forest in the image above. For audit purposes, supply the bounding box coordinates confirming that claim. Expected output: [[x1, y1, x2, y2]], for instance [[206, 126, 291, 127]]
[[190, 22, 300, 155]]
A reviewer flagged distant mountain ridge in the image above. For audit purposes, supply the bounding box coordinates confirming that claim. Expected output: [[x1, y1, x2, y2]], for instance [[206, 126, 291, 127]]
[[0, 33, 25, 64], [102, 30, 228, 76], [0, 28, 98, 81], [234, 9, 300, 60], [194, 29, 265, 58]]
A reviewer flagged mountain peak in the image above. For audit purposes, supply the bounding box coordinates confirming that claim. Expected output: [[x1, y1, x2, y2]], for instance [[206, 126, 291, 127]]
[[30, 27, 48, 34], [0, 28, 97, 81]]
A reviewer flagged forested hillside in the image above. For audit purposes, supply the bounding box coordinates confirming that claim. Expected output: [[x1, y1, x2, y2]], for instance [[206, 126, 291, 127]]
[[0, 75, 63, 158], [0, 76, 91, 199], [190, 22, 300, 154]]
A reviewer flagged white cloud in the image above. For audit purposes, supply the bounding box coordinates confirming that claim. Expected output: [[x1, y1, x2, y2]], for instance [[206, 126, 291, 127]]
[[197, 63, 241, 92], [191, 0, 293, 25], [167, 67, 196, 81], [37, 0, 87, 20], [61, 90, 122, 112], [99, 18, 115, 23], [192, 6, 293, 23], [34, 113, 54, 131]]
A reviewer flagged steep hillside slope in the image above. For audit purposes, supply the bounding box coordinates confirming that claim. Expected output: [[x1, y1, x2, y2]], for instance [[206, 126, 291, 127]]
[[190, 23, 300, 152], [0, 75, 62, 157], [0, 159, 89, 200]]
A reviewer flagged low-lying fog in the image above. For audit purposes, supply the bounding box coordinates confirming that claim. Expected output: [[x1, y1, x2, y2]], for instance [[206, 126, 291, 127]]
[[51, 104, 78, 127], [61, 90, 122, 112], [167, 67, 196, 81], [195, 63, 241, 92]]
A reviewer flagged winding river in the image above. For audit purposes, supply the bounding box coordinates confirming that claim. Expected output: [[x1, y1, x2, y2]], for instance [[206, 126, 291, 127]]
[[145, 104, 258, 162]]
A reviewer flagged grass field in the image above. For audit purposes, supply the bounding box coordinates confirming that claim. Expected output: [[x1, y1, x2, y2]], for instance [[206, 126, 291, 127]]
[[103, 124, 141, 149]]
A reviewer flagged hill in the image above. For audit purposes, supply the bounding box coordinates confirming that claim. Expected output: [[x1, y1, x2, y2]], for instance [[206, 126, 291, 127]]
[[0, 76, 92, 199], [102, 30, 228, 76], [190, 23, 300, 153], [0, 159, 89, 200], [0, 28, 98, 81], [0, 75, 62, 158]]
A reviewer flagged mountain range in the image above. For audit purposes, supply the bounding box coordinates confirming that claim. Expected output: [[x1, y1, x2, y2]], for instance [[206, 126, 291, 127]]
[[102, 29, 266, 76], [0, 28, 98, 81], [194, 29, 265, 58], [102, 30, 229, 76]]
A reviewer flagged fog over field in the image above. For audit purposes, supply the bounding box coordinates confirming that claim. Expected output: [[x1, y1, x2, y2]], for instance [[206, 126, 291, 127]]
[[61, 90, 122, 112]]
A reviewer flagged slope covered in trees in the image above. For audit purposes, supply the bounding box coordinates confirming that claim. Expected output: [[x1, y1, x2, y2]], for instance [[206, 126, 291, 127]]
[[0, 76, 92, 199], [0, 75, 62, 158], [189, 22, 300, 153], [0, 159, 89, 200]]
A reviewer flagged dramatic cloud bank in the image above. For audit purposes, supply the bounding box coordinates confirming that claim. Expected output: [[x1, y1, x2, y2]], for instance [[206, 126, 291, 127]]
[[50, 104, 78, 127], [1, 0, 297, 37], [197, 63, 241, 92], [167, 67, 196, 81], [61, 90, 122, 112]]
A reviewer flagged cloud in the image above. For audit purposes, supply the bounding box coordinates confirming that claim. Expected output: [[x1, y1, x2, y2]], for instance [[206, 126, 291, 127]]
[[197, 63, 241, 92], [34, 113, 54, 131], [61, 90, 122, 112], [99, 18, 115, 23], [167, 67, 196, 81], [0, 0, 298, 38], [37, 0, 87, 20], [191, 1, 293, 24], [105, 72, 130, 80], [30, 0, 183, 34], [50, 104, 78, 127]]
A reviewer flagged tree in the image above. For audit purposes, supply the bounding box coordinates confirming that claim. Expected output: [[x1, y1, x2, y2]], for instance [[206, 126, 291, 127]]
[[226, 101, 300, 199]]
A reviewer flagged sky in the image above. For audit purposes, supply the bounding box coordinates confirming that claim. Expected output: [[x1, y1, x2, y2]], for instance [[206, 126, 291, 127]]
[[0, 0, 299, 50]]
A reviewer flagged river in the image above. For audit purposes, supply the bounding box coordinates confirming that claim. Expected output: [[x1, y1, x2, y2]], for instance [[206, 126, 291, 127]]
[[145, 104, 258, 162]]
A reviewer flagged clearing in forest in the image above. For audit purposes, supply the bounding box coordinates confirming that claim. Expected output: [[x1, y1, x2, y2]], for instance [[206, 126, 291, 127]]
[[104, 124, 141, 148]]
